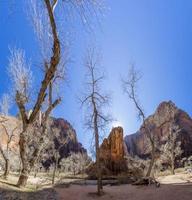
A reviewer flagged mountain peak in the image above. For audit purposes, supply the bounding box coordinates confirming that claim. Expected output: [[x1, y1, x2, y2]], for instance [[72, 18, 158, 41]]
[[155, 100, 177, 115], [125, 101, 192, 158]]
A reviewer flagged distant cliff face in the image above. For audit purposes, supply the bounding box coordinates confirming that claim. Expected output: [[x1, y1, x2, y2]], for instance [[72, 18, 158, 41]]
[[0, 115, 87, 168], [42, 118, 87, 168], [52, 118, 86, 157], [125, 101, 192, 158]]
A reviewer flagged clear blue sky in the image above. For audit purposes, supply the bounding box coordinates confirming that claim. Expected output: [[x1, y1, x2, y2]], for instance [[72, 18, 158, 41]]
[[1, 0, 192, 152]]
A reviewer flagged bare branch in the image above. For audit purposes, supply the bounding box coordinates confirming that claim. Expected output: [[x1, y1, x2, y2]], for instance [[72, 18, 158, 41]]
[[0, 94, 11, 116], [8, 47, 33, 104], [52, 0, 59, 12], [28, 0, 61, 124], [44, 97, 61, 121], [122, 64, 156, 177]]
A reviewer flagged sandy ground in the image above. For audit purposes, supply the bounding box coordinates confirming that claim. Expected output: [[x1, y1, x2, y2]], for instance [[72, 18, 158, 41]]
[[55, 172, 192, 200], [0, 172, 192, 200], [55, 184, 192, 200], [157, 172, 192, 184]]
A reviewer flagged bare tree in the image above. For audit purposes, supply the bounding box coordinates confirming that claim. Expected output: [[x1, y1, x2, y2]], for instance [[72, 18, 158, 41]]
[[8, 48, 33, 105], [0, 94, 20, 179], [160, 123, 182, 174], [60, 152, 91, 177], [78, 152, 92, 174], [68, 152, 79, 176], [62, 152, 91, 176], [122, 65, 157, 177], [80, 48, 111, 195], [7, 0, 62, 187], [34, 119, 72, 184], [0, 116, 20, 179], [49, 125, 70, 185], [7, 0, 105, 188]]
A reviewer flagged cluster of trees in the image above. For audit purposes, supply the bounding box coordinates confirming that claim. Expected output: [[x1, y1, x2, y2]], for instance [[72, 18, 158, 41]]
[[60, 152, 92, 176], [0, 0, 188, 196], [0, 0, 105, 195]]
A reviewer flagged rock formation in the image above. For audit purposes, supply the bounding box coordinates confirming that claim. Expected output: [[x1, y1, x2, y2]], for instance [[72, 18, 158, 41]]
[[0, 115, 87, 169], [125, 101, 192, 159], [99, 126, 128, 174], [87, 127, 128, 177]]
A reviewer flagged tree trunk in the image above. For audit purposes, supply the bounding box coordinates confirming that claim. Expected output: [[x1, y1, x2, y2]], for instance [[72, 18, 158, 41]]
[[73, 165, 76, 176], [17, 131, 29, 187], [0, 148, 10, 179], [52, 153, 58, 185], [171, 154, 175, 175], [94, 121, 102, 195], [146, 143, 155, 177], [3, 159, 10, 179], [52, 164, 57, 185], [17, 131, 40, 187], [171, 164, 175, 175], [17, 171, 29, 187], [34, 166, 39, 178]]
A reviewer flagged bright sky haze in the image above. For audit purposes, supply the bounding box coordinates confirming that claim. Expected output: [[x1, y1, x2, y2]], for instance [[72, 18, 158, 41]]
[[1, 0, 192, 152]]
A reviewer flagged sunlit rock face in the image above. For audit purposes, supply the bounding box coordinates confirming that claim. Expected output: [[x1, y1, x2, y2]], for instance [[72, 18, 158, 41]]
[[87, 127, 134, 177], [124, 101, 192, 158], [0, 115, 20, 152], [100, 126, 128, 174]]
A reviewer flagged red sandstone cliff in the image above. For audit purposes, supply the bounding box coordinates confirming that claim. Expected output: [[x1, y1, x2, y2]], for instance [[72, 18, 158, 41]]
[[125, 101, 192, 158], [88, 127, 128, 176]]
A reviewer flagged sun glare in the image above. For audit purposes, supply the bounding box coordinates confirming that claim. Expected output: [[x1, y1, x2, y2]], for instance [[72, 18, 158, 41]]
[[112, 121, 123, 128]]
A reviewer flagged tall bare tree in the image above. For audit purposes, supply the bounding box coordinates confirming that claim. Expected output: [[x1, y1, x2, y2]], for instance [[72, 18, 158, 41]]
[[8, 0, 61, 187], [122, 65, 157, 177], [7, 0, 105, 188], [80, 48, 111, 195]]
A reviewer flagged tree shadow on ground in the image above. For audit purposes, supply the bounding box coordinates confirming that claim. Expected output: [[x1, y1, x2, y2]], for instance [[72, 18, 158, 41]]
[[0, 181, 192, 200], [0, 185, 58, 200]]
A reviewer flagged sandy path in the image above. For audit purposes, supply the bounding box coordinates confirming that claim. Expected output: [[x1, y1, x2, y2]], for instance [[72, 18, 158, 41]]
[[158, 173, 192, 184], [55, 184, 192, 200]]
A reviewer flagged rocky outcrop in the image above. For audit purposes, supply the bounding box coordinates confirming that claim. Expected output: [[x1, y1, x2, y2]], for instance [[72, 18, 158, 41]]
[[125, 101, 192, 158], [100, 126, 128, 174], [88, 127, 128, 177]]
